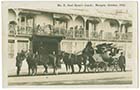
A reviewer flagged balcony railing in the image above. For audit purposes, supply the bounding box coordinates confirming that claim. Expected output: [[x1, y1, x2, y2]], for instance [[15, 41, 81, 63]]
[[8, 25, 16, 36], [8, 25, 132, 42], [75, 30, 85, 39], [17, 26, 33, 35], [90, 31, 132, 41]]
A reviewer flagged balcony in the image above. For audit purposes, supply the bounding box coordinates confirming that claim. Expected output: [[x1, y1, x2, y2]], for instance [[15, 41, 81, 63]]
[[90, 31, 132, 42], [34, 25, 85, 39], [17, 26, 33, 36], [8, 24, 132, 42], [8, 29, 15, 36], [75, 30, 85, 39], [34, 26, 132, 42], [8, 25, 16, 36]]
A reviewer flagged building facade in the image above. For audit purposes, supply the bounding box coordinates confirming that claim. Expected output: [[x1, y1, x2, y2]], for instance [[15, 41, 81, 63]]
[[8, 8, 132, 61]]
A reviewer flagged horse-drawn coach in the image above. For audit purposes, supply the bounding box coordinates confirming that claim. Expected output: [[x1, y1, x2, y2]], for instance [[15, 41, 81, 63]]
[[16, 35, 125, 76]]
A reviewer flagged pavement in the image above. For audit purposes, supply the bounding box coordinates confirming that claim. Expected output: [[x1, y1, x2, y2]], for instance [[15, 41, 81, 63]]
[[8, 58, 133, 76], [7, 58, 133, 86], [8, 71, 132, 86]]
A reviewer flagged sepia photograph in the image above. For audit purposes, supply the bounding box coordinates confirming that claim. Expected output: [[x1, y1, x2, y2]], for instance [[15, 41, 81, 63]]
[[2, 1, 138, 87]]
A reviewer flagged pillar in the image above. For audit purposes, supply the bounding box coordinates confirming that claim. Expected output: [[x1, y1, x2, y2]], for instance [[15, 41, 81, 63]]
[[32, 16, 35, 34], [101, 18, 105, 23], [118, 20, 123, 33], [14, 9, 20, 35], [24, 16, 27, 34], [100, 18, 105, 39], [72, 41, 76, 53], [14, 39, 18, 58], [71, 15, 77, 38], [28, 40, 30, 51], [121, 24, 125, 34], [83, 17, 88, 38], [88, 22, 92, 39]]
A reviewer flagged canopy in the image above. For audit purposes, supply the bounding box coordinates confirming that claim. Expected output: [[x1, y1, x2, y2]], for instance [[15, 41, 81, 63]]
[[30, 35, 65, 54]]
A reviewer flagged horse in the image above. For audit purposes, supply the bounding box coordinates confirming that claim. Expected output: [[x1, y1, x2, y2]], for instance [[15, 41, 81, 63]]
[[61, 51, 87, 73], [26, 53, 39, 75], [26, 52, 62, 75], [60, 41, 96, 73]]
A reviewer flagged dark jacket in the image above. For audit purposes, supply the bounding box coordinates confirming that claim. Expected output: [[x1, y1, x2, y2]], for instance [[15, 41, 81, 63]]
[[118, 55, 126, 67], [16, 54, 23, 67]]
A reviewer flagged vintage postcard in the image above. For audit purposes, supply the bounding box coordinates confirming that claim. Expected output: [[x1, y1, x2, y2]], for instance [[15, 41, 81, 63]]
[[2, 1, 138, 87]]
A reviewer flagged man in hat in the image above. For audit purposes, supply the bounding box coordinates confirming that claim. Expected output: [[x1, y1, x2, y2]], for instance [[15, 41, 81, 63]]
[[82, 41, 94, 72], [16, 52, 22, 76], [118, 52, 126, 72]]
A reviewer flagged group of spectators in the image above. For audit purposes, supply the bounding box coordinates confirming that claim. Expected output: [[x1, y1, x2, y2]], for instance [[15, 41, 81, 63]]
[[35, 24, 85, 38]]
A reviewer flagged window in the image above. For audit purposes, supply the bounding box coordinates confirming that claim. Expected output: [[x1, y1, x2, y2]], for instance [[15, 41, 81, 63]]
[[17, 41, 28, 52], [8, 40, 15, 58]]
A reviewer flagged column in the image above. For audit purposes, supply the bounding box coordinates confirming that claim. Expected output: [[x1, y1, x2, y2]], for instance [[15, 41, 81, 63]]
[[101, 18, 105, 23], [88, 22, 92, 39], [100, 18, 105, 39], [93, 23, 96, 31], [118, 20, 123, 33], [118, 20, 124, 40], [14, 9, 20, 35], [71, 15, 76, 38], [83, 17, 88, 38], [121, 24, 125, 34], [24, 16, 27, 34], [72, 41, 76, 53], [28, 37, 33, 52], [28, 40, 30, 51], [32, 16, 35, 34], [14, 39, 18, 58]]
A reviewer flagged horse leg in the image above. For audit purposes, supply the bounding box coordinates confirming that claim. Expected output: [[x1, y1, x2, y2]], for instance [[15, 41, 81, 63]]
[[83, 65, 87, 72], [78, 64, 82, 72], [45, 65, 48, 73], [104, 64, 107, 72], [43, 65, 48, 74], [68, 64, 71, 73], [71, 65, 74, 73], [55, 67, 58, 75], [87, 65, 90, 72], [17, 66, 21, 76], [65, 64, 68, 73], [32, 65, 37, 76], [114, 64, 119, 72], [31, 67, 34, 76], [95, 66, 99, 73], [53, 66, 56, 75], [112, 65, 115, 72], [35, 66, 37, 75], [28, 65, 31, 75]]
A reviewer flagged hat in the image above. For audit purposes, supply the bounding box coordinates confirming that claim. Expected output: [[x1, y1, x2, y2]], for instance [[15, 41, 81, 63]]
[[121, 52, 123, 54]]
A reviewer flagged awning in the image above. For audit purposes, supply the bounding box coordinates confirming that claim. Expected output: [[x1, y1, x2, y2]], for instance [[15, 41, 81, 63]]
[[53, 14, 71, 21], [87, 17, 101, 24], [9, 21, 17, 25], [32, 35, 65, 43], [122, 21, 132, 27]]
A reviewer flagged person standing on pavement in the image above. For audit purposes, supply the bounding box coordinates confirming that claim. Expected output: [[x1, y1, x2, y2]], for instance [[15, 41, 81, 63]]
[[16, 52, 22, 76], [118, 52, 126, 72]]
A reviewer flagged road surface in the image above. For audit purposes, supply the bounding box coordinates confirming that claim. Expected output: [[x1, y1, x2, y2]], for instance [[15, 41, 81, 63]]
[[8, 71, 132, 86]]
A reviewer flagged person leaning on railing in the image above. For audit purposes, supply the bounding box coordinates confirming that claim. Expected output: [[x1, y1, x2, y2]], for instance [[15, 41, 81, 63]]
[[79, 26, 84, 38], [9, 24, 15, 35], [67, 27, 73, 38]]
